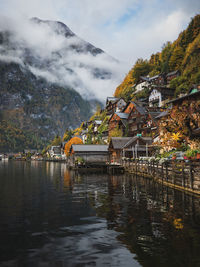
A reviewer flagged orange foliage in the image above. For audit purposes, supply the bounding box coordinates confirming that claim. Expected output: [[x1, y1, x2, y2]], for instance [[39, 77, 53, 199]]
[[64, 137, 83, 156], [114, 68, 135, 97]]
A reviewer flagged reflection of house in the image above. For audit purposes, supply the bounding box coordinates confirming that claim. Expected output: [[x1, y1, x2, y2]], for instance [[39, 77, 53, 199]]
[[149, 86, 175, 107], [70, 145, 109, 164]]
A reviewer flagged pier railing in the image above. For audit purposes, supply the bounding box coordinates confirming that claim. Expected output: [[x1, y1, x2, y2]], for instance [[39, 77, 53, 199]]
[[122, 159, 200, 195]]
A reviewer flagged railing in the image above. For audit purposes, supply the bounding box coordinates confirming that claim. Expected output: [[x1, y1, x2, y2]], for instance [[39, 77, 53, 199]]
[[122, 159, 200, 194]]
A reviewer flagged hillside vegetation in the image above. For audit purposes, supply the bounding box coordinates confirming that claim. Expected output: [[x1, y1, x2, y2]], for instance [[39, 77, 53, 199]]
[[115, 15, 200, 100]]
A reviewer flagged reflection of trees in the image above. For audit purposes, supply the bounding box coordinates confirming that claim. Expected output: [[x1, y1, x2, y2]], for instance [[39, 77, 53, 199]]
[[95, 174, 200, 267]]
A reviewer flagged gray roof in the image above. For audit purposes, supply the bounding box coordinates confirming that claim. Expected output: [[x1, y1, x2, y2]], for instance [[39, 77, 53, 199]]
[[106, 97, 119, 103], [94, 120, 102, 125], [72, 145, 108, 152], [110, 137, 132, 149], [131, 102, 147, 115], [166, 70, 179, 77], [115, 112, 129, 119], [148, 112, 161, 119], [123, 136, 152, 149], [155, 110, 169, 119]]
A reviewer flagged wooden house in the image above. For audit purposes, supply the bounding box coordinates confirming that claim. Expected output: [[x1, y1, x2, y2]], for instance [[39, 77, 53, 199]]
[[108, 136, 153, 161], [122, 136, 153, 158], [106, 97, 126, 115], [109, 137, 132, 163], [149, 86, 175, 107], [108, 112, 129, 136], [70, 145, 109, 165], [123, 101, 147, 136], [140, 111, 162, 137], [166, 70, 180, 84]]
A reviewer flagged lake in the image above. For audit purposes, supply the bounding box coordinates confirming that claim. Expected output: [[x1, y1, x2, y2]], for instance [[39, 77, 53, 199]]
[[0, 161, 200, 267]]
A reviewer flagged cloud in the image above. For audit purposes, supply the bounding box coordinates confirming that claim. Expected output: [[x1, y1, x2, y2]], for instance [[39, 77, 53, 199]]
[[0, 16, 126, 101], [0, 0, 199, 99]]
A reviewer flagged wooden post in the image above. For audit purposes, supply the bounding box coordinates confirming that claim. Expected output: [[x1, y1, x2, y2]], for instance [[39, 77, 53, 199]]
[[189, 162, 193, 190], [166, 162, 168, 182], [182, 161, 185, 188], [146, 144, 148, 157]]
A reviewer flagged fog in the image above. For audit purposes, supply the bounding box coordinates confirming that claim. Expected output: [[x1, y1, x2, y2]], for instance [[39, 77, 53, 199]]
[[0, 16, 127, 101]]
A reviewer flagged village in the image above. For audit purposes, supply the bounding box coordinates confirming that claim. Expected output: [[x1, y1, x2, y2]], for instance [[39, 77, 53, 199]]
[[53, 70, 200, 166], [2, 70, 200, 167]]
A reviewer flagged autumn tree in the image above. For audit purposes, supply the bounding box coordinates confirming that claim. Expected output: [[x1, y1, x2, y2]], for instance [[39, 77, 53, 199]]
[[64, 137, 83, 156], [158, 98, 200, 150]]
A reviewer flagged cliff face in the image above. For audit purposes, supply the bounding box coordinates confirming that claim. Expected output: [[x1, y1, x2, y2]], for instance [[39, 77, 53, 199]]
[[0, 61, 92, 151]]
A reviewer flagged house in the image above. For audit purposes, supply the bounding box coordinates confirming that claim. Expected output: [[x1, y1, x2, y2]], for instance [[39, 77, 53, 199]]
[[166, 70, 180, 84], [109, 137, 132, 163], [48, 146, 61, 158], [108, 112, 129, 136], [122, 136, 153, 158], [70, 144, 109, 165], [108, 136, 153, 162], [93, 120, 102, 133], [149, 86, 175, 107], [140, 111, 162, 137], [23, 149, 38, 155], [106, 97, 126, 115], [123, 101, 147, 136], [80, 130, 88, 144]]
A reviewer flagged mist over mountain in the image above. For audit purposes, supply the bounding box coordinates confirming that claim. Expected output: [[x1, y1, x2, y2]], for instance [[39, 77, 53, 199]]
[[0, 17, 124, 101], [0, 17, 125, 151]]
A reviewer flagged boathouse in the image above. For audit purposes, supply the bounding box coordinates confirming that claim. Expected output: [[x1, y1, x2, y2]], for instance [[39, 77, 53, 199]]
[[70, 144, 109, 165]]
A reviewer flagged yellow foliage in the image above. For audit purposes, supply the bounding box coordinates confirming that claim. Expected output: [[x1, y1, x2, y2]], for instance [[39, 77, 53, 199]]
[[64, 137, 83, 156]]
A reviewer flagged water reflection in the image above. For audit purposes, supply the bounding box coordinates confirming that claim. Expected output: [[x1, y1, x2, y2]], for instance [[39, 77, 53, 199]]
[[0, 162, 200, 266]]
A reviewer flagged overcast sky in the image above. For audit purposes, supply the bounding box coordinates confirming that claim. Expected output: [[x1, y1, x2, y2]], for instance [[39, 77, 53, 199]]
[[1, 0, 199, 68]]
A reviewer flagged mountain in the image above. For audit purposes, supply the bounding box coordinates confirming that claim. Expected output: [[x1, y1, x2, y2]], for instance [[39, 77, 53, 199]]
[[114, 14, 200, 100], [0, 17, 122, 152]]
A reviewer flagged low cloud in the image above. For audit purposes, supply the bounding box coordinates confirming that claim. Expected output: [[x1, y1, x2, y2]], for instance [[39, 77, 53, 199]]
[[0, 16, 126, 101]]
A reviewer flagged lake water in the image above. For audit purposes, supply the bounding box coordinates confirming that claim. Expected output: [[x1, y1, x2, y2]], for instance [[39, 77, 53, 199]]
[[0, 161, 200, 267]]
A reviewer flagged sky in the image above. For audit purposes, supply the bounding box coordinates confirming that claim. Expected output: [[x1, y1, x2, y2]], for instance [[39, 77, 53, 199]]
[[1, 0, 199, 65], [0, 0, 199, 100]]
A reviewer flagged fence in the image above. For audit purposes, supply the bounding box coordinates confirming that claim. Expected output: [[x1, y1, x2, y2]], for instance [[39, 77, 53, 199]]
[[122, 159, 200, 195]]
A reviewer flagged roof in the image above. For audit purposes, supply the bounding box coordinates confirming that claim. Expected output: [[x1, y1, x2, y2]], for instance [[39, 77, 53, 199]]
[[110, 137, 132, 149], [166, 70, 180, 77], [123, 136, 152, 149], [131, 102, 147, 115], [106, 97, 119, 104], [154, 110, 169, 119], [94, 120, 102, 125], [72, 145, 108, 152], [148, 111, 161, 119], [167, 90, 200, 104], [115, 112, 129, 119]]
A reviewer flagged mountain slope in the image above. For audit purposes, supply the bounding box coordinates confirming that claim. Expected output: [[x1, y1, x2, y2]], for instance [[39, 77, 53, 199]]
[[0, 17, 123, 151], [115, 14, 200, 100], [0, 61, 92, 151]]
